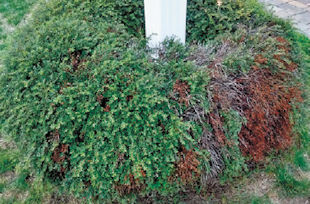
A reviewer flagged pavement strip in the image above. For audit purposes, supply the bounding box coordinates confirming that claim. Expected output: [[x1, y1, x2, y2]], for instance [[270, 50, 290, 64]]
[[259, 0, 310, 37]]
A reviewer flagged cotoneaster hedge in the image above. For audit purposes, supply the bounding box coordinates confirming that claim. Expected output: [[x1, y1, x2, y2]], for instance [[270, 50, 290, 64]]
[[0, 0, 309, 202], [30, 0, 266, 42], [0, 15, 211, 201]]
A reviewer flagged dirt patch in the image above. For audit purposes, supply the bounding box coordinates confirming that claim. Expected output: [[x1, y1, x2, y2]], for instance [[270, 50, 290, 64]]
[[18, 3, 39, 28], [268, 191, 310, 204], [0, 138, 16, 150], [224, 171, 309, 204], [0, 189, 29, 202], [244, 172, 276, 197], [43, 192, 81, 204], [0, 171, 16, 184], [0, 13, 15, 33]]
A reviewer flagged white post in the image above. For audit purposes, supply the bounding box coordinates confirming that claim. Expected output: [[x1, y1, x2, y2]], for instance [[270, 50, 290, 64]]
[[144, 0, 187, 49]]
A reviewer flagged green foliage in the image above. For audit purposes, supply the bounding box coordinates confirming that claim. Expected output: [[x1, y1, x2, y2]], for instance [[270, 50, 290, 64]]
[[31, 0, 145, 38], [220, 110, 248, 182], [290, 32, 310, 155], [0, 148, 18, 174], [1, 0, 309, 202], [271, 31, 310, 199], [30, 0, 267, 43], [111, 0, 145, 36], [0, 0, 37, 52], [187, 0, 266, 43], [275, 165, 310, 197], [0, 150, 58, 204], [0, 10, 210, 200]]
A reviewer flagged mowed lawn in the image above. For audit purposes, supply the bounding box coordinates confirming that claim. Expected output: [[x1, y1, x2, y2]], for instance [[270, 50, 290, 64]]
[[0, 0, 36, 25], [0, 0, 36, 51]]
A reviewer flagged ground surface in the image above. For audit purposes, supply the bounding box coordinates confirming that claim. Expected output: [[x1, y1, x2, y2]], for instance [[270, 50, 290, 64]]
[[259, 0, 310, 37]]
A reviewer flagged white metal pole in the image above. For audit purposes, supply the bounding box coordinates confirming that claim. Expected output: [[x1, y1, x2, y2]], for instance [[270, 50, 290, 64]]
[[144, 0, 187, 49]]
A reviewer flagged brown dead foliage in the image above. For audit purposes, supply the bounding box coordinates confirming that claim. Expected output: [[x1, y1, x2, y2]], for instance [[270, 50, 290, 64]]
[[199, 130, 225, 184], [208, 112, 226, 145], [50, 143, 70, 179], [237, 68, 301, 161], [46, 131, 71, 177], [96, 94, 110, 112], [273, 54, 298, 71], [59, 82, 72, 94], [46, 130, 60, 142], [69, 50, 86, 72], [205, 34, 303, 161], [173, 80, 191, 107], [115, 174, 145, 196], [103, 105, 111, 112], [209, 66, 301, 160], [83, 180, 92, 188], [140, 168, 146, 177], [277, 44, 290, 54], [158, 120, 167, 134], [273, 37, 297, 71], [126, 95, 133, 102], [52, 144, 69, 164], [254, 54, 268, 64], [275, 36, 288, 44], [174, 147, 201, 184]]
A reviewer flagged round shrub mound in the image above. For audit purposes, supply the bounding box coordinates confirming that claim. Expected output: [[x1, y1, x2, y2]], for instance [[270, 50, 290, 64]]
[[0, 0, 308, 202]]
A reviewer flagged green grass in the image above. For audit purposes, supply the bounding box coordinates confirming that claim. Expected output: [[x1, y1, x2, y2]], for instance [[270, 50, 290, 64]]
[[267, 30, 310, 199], [0, 148, 18, 174], [0, 0, 36, 25], [0, 22, 4, 39], [225, 191, 272, 204], [250, 196, 272, 204], [0, 149, 55, 203], [0, 197, 20, 204], [275, 165, 310, 197], [0, 21, 5, 50], [0, 2, 51, 199], [0, 0, 37, 51], [246, 195, 272, 204], [0, 182, 6, 193], [294, 151, 310, 171], [12, 172, 30, 191], [24, 179, 54, 204]]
